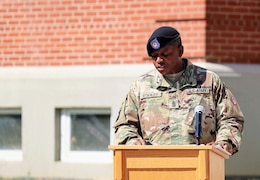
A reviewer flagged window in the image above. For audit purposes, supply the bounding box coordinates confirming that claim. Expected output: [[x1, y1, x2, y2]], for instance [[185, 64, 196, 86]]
[[60, 108, 112, 163], [0, 109, 22, 161]]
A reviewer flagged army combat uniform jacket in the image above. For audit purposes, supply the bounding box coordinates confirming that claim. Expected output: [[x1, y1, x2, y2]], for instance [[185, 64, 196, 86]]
[[114, 59, 244, 154]]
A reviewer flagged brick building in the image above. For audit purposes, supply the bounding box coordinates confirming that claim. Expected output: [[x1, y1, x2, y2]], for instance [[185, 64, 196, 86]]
[[1, 0, 259, 66], [0, 0, 260, 180]]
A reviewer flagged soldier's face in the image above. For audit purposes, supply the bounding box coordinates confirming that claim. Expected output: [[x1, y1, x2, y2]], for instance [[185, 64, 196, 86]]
[[151, 45, 183, 75]]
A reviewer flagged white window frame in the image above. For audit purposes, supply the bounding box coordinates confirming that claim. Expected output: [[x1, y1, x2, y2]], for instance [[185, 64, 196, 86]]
[[0, 109, 22, 161], [60, 108, 112, 163]]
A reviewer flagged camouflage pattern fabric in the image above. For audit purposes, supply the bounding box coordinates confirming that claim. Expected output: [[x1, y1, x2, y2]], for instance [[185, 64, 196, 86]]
[[114, 59, 244, 155]]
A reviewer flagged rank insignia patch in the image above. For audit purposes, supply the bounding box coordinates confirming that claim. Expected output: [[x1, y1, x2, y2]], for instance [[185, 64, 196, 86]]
[[150, 38, 160, 50]]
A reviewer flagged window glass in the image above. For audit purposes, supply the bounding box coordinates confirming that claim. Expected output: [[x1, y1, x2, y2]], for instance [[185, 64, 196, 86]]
[[0, 112, 21, 150], [60, 108, 112, 163], [70, 114, 110, 151], [0, 109, 22, 161]]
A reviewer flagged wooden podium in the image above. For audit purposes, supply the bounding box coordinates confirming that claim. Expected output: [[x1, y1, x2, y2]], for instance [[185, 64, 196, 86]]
[[108, 145, 230, 180]]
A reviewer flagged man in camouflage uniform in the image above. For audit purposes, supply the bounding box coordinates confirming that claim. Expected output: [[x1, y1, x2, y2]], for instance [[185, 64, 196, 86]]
[[114, 26, 244, 155]]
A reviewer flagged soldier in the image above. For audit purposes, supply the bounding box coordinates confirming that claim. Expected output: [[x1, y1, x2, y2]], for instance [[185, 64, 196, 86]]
[[114, 26, 244, 155]]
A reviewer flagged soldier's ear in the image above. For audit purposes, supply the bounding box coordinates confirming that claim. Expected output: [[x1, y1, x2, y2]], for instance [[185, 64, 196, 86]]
[[178, 45, 184, 57]]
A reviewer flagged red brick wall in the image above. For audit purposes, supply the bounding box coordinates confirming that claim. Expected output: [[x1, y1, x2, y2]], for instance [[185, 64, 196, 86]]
[[0, 0, 258, 66], [206, 0, 260, 63]]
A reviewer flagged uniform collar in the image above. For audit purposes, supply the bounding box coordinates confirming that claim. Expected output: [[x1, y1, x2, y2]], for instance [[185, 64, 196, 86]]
[[154, 59, 197, 91]]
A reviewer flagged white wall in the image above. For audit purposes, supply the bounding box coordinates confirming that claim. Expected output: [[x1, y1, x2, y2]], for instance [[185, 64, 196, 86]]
[[0, 63, 259, 179]]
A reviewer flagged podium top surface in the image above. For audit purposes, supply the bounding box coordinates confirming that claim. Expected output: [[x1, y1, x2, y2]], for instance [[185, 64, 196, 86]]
[[109, 145, 214, 150], [108, 145, 230, 159]]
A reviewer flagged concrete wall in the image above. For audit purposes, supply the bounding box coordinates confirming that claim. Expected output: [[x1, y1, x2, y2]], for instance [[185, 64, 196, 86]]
[[0, 63, 259, 179], [0, 64, 153, 180]]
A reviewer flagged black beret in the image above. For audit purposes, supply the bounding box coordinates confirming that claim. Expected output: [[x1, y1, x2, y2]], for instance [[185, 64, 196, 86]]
[[147, 26, 181, 56]]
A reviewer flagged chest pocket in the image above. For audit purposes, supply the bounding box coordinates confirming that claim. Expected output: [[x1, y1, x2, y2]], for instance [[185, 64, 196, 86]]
[[140, 89, 165, 113], [139, 90, 169, 131], [180, 87, 213, 126]]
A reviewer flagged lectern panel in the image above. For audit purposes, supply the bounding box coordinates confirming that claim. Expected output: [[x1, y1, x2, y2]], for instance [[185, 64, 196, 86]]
[[126, 157, 198, 169], [108, 146, 229, 180], [128, 169, 196, 180]]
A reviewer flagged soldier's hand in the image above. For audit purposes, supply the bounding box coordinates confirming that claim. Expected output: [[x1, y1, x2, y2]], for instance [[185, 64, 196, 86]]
[[133, 139, 146, 145], [207, 141, 232, 154], [218, 141, 232, 153]]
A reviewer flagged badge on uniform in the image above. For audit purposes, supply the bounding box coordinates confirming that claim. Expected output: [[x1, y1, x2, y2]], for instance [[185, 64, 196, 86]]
[[187, 88, 210, 94], [231, 96, 237, 105], [169, 99, 179, 109], [150, 38, 160, 50], [141, 89, 162, 99]]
